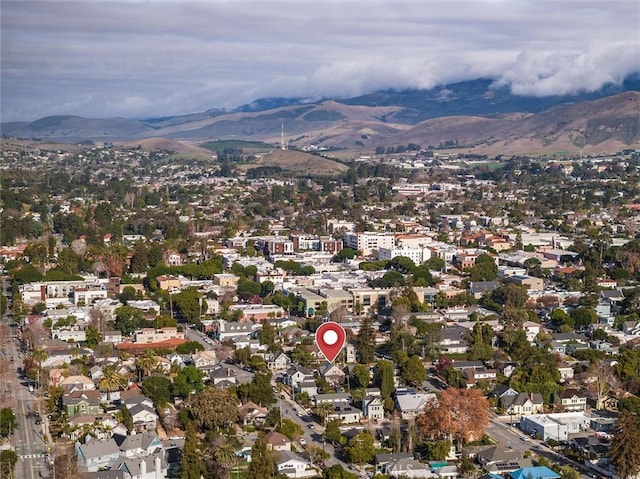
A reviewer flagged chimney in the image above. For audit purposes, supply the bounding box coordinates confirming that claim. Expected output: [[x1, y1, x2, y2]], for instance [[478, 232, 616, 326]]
[[155, 455, 162, 479], [140, 458, 147, 477]]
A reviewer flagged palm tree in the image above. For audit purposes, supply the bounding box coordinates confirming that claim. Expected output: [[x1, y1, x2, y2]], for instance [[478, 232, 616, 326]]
[[31, 348, 48, 368], [210, 434, 241, 479], [135, 349, 158, 379], [30, 348, 49, 388], [99, 364, 127, 401], [314, 403, 332, 427]]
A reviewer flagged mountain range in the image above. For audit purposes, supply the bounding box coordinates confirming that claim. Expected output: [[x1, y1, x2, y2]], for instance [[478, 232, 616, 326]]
[[2, 77, 639, 155]]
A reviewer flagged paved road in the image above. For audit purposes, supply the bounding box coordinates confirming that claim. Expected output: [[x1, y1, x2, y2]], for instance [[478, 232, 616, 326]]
[[2, 334, 51, 479], [185, 327, 214, 350], [278, 386, 360, 474], [486, 415, 595, 479]]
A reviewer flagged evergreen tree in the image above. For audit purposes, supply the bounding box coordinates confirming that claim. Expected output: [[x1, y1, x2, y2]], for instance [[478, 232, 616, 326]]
[[401, 355, 427, 387], [246, 433, 276, 479], [355, 317, 376, 364], [180, 425, 205, 479], [609, 410, 640, 479], [374, 360, 396, 401]]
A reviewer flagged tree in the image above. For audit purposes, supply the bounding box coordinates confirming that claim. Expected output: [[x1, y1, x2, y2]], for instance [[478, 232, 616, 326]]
[[85, 325, 102, 348], [351, 364, 371, 389], [401, 355, 427, 387], [246, 432, 277, 479], [180, 425, 205, 479], [492, 284, 528, 308], [323, 464, 358, 479], [175, 341, 205, 354], [609, 410, 640, 479], [173, 287, 204, 323], [209, 433, 241, 479], [355, 317, 376, 364], [0, 449, 18, 479], [418, 440, 452, 460], [190, 387, 238, 431], [0, 408, 17, 437], [587, 360, 616, 409], [172, 365, 204, 398], [417, 387, 489, 445], [98, 364, 128, 401], [469, 254, 498, 281], [570, 307, 598, 329], [323, 419, 346, 446], [119, 405, 134, 433], [136, 349, 158, 378], [344, 431, 375, 467], [277, 418, 303, 440], [31, 348, 48, 369], [141, 375, 172, 406], [374, 360, 396, 401], [237, 372, 276, 406]]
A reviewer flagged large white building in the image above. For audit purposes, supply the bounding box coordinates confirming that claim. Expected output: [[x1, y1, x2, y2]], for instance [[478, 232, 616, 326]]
[[378, 246, 432, 264], [343, 232, 396, 257], [519, 412, 590, 442]]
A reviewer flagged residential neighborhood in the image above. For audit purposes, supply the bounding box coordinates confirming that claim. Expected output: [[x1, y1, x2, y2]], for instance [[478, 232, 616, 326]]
[[1, 141, 640, 479]]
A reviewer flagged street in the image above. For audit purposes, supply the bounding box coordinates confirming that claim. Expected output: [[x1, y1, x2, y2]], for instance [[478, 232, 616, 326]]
[[278, 386, 360, 474], [486, 415, 595, 479], [1, 330, 51, 479]]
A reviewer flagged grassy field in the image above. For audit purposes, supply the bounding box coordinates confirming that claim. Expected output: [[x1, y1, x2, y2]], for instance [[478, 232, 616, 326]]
[[200, 140, 275, 151]]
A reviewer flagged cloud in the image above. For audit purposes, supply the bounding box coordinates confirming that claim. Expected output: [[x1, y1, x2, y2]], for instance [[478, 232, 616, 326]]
[[1, 1, 638, 121], [495, 43, 640, 96]]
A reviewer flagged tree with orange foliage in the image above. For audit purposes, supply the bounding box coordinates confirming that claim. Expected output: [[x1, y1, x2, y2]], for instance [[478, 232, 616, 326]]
[[417, 387, 489, 445]]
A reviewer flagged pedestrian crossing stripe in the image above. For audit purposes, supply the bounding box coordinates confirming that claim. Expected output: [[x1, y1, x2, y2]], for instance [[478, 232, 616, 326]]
[[19, 454, 47, 459]]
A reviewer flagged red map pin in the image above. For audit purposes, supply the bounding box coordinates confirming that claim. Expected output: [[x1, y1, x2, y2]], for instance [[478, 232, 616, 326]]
[[315, 321, 346, 363]]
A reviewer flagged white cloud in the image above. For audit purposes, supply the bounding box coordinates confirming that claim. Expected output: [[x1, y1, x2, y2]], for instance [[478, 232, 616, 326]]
[[1, 1, 638, 121]]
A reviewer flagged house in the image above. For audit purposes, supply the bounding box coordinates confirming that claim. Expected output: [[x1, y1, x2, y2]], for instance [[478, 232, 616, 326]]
[[554, 389, 588, 412], [64, 390, 102, 415], [501, 393, 544, 416], [59, 375, 96, 393], [237, 401, 269, 425], [318, 363, 346, 386], [326, 403, 363, 424], [395, 391, 436, 420], [210, 367, 238, 387], [475, 446, 523, 468], [77, 438, 121, 472], [362, 395, 384, 422], [192, 350, 218, 370], [66, 413, 124, 441], [265, 431, 292, 451], [275, 451, 316, 478], [286, 366, 315, 390], [314, 393, 352, 405], [297, 380, 319, 397], [116, 454, 168, 479], [385, 457, 436, 479], [128, 403, 159, 432], [509, 466, 560, 479], [439, 325, 470, 354], [491, 385, 519, 399], [462, 367, 497, 387], [270, 351, 292, 373], [557, 363, 574, 382], [113, 431, 163, 458]]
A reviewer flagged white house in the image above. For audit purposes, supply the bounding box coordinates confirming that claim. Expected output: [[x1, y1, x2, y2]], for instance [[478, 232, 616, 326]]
[[362, 395, 384, 422], [275, 451, 316, 478]]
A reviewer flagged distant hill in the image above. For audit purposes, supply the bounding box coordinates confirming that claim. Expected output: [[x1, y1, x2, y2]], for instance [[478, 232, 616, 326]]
[[2, 77, 639, 154], [238, 149, 349, 176]]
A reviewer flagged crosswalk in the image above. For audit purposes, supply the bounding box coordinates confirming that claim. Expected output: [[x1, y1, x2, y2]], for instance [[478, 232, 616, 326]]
[[19, 453, 48, 460]]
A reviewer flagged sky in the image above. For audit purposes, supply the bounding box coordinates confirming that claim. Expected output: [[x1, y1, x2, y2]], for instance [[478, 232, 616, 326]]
[[2, 0, 639, 122]]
